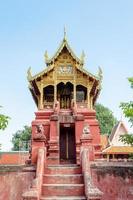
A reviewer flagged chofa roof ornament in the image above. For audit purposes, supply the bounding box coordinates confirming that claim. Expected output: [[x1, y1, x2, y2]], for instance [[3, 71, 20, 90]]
[[44, 50, 49, 63], [97, 66, 103, 81], [27, 67, 32, 81], [80, 50, 85, 64]]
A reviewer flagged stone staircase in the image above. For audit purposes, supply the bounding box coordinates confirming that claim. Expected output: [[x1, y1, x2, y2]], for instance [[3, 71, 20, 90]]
[[40, 164, 86, 200]]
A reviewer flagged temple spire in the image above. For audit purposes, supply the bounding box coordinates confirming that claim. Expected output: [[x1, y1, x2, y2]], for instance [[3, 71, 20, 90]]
[[64, 26, 67, 40]]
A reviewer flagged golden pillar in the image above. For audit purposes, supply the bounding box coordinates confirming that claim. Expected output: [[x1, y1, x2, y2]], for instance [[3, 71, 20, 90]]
[[90, 96, 93, 109], [74, 65, 76, 102], [40, 82, 44, 109], [54, 84, 57, 102], [54, 64, 57, 102], [74, 83, 76, 102], [87, 83, 91, 109], [87, 88, 90, 109]]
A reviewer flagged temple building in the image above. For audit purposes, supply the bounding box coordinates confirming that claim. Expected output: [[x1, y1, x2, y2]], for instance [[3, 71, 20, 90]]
[[0, 32, 133, 200], [103, 121, 133, 160], [27, 32, 102, 111], [23, 32, 103, 200], [27, 31, 102, 164]]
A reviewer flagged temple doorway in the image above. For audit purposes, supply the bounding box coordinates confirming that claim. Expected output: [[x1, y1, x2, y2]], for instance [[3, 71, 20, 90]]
[[57, 82, 73, 109], [60, 125, 76, 164]]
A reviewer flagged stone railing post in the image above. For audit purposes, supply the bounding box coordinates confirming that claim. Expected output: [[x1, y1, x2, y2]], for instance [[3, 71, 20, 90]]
[[80, 131, 94, 161], [81, 149, 103, 200], [22, 147, 47, 200]]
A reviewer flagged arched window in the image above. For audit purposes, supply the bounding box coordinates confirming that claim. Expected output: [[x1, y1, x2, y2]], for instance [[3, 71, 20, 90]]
[[57, 82, 73, 109], [76, 85, 87, 102], [43, 85, 54, 103]]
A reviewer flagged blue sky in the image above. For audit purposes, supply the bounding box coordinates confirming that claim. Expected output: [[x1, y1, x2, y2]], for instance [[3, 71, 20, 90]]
[[0, 0, 133, 150]]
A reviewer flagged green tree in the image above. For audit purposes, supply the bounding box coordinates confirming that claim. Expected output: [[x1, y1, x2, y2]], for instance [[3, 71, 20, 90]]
[[119, 77, 133, 146], [95, 103, 118, 135], [0, 106, 10, 130], [11, 125, 31, 151]]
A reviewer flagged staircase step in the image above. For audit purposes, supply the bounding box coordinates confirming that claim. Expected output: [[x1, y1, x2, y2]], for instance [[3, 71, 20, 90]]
[[47, 156, 59, 165], [45, 165, 82, 175], [43, 174, 83, 184], [48, 164, 79, 167], [42, 184, 85, 196], [40, 196, 86, 200]]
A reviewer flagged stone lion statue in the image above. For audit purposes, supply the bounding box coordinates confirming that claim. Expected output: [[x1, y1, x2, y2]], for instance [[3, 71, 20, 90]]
[[83, 124, 90, 134], [33, 124, 46, 141]]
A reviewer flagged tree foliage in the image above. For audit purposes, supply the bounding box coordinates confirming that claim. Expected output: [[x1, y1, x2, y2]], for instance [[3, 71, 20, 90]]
[[95, 103, 117, 135], [119, 134, 133, 146], [11, 125, 31, 151], [119, 77, 133, 146], [0, 106, 10, 130], [120, 78, 133, 126]]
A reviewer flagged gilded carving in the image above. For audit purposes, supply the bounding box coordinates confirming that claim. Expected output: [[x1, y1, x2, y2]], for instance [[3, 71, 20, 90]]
[[28, 34, 101, 110], [57, 64, 73, 74]]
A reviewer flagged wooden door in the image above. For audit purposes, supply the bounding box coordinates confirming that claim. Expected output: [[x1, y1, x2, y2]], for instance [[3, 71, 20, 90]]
[[60, 126, 76, 163]]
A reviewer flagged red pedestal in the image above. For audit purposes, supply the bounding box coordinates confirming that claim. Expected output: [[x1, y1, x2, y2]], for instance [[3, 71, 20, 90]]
[[31, 108, 101, 164]]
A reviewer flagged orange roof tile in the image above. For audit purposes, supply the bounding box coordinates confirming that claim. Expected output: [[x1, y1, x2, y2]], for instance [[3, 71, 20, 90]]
[[103, 146, 133, 154]]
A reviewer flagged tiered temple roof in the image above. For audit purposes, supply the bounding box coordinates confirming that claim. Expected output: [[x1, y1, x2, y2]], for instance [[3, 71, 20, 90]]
[[27, 31, 102, 109]]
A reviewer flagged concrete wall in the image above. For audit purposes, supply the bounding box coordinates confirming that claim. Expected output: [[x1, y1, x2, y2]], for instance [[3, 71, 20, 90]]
[[0, 165, 35, 200], [91, 162, 133, 200]]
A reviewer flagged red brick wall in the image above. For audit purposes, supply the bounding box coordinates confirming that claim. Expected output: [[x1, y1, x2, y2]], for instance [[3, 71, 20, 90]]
[[0, 161, 133, 200], [91, 162, 133, 200], [0, 152, 29, 165], [0, 166, 35, 200]]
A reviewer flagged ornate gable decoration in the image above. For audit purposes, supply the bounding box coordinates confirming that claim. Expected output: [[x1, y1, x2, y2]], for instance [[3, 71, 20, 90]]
[[44, 33, 83, 66], [27, 31, 103, 107], [28, 30, 102, 83]]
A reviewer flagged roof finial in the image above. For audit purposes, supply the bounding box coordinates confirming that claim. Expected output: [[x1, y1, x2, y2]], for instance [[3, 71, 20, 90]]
[[120, 111, 123, 122], [81, 50, 85, 63], [44, 50, 49, 62], [64, 26, 67, 40], [27, 67, 32, 81], [98, 66, 103, 81]]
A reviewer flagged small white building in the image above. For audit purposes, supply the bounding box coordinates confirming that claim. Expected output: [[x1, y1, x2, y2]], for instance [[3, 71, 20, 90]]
[[109, 121, 128, 146], [102, 121, 133, 159]]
